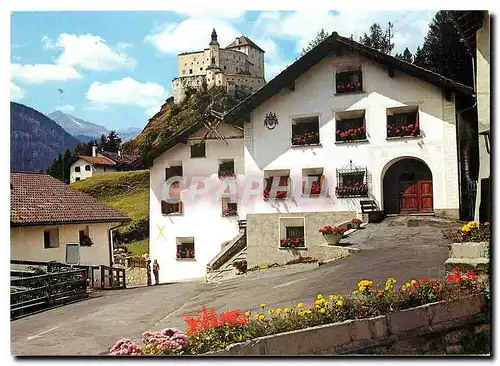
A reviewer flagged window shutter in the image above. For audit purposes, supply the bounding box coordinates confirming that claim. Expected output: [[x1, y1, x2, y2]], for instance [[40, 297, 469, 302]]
[[161, 200, 167, 214], [416, 110, 420, 125], [319, 174, 325, 187], [265, 177, 273, 190], [165, 168, 172, 180], [221, 196, 229, 214]]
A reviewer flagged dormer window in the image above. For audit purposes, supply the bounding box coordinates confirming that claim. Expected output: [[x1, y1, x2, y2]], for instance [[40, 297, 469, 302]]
[[335, 64, 363, 94]]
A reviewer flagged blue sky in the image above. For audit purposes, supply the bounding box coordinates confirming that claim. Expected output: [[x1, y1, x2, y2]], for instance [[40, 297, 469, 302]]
[[10, 10, 437, 131]]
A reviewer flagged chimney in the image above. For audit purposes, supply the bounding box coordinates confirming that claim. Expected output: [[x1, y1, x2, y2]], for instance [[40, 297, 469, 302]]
[[92, 144, 97, 157]]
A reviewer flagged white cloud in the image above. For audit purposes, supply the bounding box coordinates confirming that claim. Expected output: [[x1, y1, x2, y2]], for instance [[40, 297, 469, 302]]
[[86, 77, 169, 117], [145, 18, 241, 54], [178, 9, 245, 20], [11, 63, 83, 84], [10, 82, 25, 101], [56, 104, 75, 113], [43, 33, 136, 71], [253, 10, 435, 55], [253, 37, 291, 81]]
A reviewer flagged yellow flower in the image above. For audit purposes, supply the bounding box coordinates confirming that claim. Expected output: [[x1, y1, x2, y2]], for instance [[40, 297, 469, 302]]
[[329, 294, 337, 300], [260, 303, 266, 309], [359, 286, 366, 292], [410, 279, 418, 287], [305, 310, 312, 315], [284, 307, 290, 313], [255, 314, 260, 320], [298, 311, 305, 317], [314, 304, 321, 309], [268, 308, 274, 315], [320, 308, 326, 314], [258, 314, 266, 320], [336, 300, 343, 306], [358, 280, 373, 288], [276, 308, 282, 315], [352, 290, 359, 295], [317, 293, 324, 300], [297, 303, 304, 309], [324, 301, 329, 306], [244, 311, 251, 317]]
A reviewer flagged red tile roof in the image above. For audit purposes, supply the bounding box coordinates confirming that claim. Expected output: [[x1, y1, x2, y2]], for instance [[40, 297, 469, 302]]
[[78, 155, 115, 166], [11, 172, 131, 226], [99, 151, 141, 167], [226, 36, 265, 53]]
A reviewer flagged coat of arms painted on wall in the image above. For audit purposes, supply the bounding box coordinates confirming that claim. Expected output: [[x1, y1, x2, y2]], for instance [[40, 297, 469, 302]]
[[264, 112, 279, 130]]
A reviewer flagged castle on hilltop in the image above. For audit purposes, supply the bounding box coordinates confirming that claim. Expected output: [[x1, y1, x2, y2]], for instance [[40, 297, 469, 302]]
[[172, 29, 266, 103]]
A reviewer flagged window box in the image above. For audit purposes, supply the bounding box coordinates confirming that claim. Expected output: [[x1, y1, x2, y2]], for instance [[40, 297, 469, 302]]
[[263, 175, 290, 200], [335, 110, 366, 142], [336, 161, 369, 198], [291, 116, 320, 146], [302, 168, 324, 196], [336, 66, 363, 94], [218, 161, 235, 178], [280, 226, 305, 249], [79, 226, 93, 247], [176, 241, 195, 259], [387, 106, 420, 138]]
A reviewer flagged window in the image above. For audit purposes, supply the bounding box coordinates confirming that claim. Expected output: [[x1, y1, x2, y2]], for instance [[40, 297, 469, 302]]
[[79, 226, 93, 247], [75, 166, 81, 172], [182, 70, 186, 75], [336, 110, 366, 142], [75, 177, 81, 182], [302, 168, 324, 195], [291, 116, 320, 146], [336, 162, 368, 197], [218, 160, 235, 178], [104, 167, 107, 172], [200, 67, 203, 71], [43, 228, 59, 249], [163, 166, 183, 215], [224, 66, 227, 70], [221, 197, 238, 216], [85, 165, 91, 171], [189, 69, 193, 74], [176, 238, 195, 259], [335, 65, 363, 94], [387, 106, 420, 138], [263, 171, 290, 200], [190, 142, 206, 158], [279, 218, 305, 249]]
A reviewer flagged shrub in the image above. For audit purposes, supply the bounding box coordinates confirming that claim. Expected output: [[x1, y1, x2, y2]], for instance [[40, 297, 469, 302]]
[[110, 328, 189, 356], [459, 221, 490, 243]]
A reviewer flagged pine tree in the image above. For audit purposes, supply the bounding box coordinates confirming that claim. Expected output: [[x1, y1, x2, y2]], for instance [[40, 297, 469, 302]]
[[47, 148, 78, 184], [301, 29, 329, 56], [106, 130, 122, 153], [412, 11, 473, 86], [97, 134, 107, 151], [402, 47, 413, 63], [359, 23, 394, 54]]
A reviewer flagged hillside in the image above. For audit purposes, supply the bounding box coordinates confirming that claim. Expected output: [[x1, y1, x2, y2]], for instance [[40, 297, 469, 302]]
[[10, 102, 80, 172], [71, 170, 150, 255], [123, 86, 244, 165]]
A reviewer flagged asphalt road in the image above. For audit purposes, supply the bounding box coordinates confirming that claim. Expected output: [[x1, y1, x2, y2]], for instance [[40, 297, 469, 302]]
[[11, 216, 460, 356]]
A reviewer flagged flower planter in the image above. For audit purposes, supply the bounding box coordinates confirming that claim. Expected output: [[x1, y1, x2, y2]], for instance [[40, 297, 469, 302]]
[[351, 222, 361, 230], [323, 233, 343, 245]]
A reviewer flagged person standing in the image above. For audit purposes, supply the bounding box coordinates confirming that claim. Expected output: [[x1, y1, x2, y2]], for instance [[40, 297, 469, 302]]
[[146, 259, 152, 286], [153, 259, 160, 285]]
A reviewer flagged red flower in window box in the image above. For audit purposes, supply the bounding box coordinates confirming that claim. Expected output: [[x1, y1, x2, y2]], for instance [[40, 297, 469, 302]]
[[310, 181, 321, 195], [280, 236, 304, 248]]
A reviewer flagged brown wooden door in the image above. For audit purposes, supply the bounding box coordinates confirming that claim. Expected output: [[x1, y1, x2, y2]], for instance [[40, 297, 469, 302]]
[[399, 181, 419, 214], [419, 180, 433, 213]]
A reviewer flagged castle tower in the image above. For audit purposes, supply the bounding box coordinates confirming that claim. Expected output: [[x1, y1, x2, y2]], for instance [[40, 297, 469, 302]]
[[209, 28, 220, 67]]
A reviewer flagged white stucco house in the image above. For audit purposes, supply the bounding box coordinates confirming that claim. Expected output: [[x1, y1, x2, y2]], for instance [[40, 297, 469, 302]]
[[70, 145, 141, 183], [149, 32, 474, 283], [11, 172, 130, 266]]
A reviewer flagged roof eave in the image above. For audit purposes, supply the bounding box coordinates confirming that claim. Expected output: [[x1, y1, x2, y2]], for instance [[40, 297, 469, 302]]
[[11, 217, 132, 228]]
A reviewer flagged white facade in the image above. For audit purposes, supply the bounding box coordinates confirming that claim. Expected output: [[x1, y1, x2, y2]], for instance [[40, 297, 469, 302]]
[[172, 30, 266, 103], [70, 156, 117, 183], [11, 222, 112, 266], [151, 49, 461, 282]]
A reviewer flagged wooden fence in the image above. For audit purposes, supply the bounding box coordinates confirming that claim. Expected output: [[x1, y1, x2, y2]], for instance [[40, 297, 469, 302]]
[[100, 265, 126, 289], [11, 268, 88, 320]]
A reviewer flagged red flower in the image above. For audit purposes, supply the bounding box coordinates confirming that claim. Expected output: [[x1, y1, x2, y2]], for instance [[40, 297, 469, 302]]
[[465, 270, 477, 279], [396, 129, 401, 134], [421, 276, 429, 282]]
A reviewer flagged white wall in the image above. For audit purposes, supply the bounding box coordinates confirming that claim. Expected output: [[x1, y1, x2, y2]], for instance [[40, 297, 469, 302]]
[[70, 160, 117, 183], [11, 222, 112, 266], [244, 51, 459, 215], [150, 123, 244, 282]]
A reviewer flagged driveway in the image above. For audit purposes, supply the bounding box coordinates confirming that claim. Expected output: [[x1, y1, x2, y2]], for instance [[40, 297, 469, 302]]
[[11, 216, 460, 356]]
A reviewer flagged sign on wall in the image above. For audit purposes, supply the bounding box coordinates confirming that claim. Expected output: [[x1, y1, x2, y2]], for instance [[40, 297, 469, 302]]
[[66, 243, 80, 265], [264, 112, 279, 130]]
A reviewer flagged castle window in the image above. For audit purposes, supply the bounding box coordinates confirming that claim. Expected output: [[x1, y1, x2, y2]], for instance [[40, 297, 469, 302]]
[[182, 70, 186, 75], [189, 69, 193, 74], [224, 66, 227, 70], [200, 67, 203, 71]]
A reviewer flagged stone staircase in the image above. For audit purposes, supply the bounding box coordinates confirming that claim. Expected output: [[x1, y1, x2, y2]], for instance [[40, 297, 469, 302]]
[[445, 241, 489, 274], [206, 220, 247, 283]]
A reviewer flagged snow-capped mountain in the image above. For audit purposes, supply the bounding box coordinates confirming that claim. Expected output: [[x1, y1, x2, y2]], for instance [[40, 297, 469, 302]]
[[48, 111, 143, 142]]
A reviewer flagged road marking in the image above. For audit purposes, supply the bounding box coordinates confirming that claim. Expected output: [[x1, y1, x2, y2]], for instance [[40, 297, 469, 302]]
[[272, 278, 305, 289], [27, 326, 60, 340]]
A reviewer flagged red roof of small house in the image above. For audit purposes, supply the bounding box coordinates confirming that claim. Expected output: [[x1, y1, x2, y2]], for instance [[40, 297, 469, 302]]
[[10, 172, 131, 226], [78, 155, 115, 166], [99, 151, 141, 167], [226, 36, 265, 53]]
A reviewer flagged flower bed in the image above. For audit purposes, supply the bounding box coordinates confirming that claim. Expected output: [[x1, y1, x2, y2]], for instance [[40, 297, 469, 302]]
[[232, 260, 247, 274], [285, 257, 318, 265], [459, 221, 490, 243], [110, 268, 485, 356]]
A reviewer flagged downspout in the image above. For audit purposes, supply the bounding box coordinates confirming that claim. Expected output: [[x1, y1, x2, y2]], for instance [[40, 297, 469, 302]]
[[108, 222, 125, 267], [456, 45, 478, 218]]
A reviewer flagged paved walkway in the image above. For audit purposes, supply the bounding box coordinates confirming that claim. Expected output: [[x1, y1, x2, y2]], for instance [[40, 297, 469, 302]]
[[11, 216, 461, 356]]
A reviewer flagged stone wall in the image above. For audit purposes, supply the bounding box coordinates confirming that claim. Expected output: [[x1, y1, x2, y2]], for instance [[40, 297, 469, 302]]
[[204, 295, 488, 355], [246, 211, 354, 267]]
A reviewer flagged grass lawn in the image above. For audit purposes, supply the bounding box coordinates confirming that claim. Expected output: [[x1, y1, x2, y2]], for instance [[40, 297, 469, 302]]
[[124, 238, 149, 257]]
